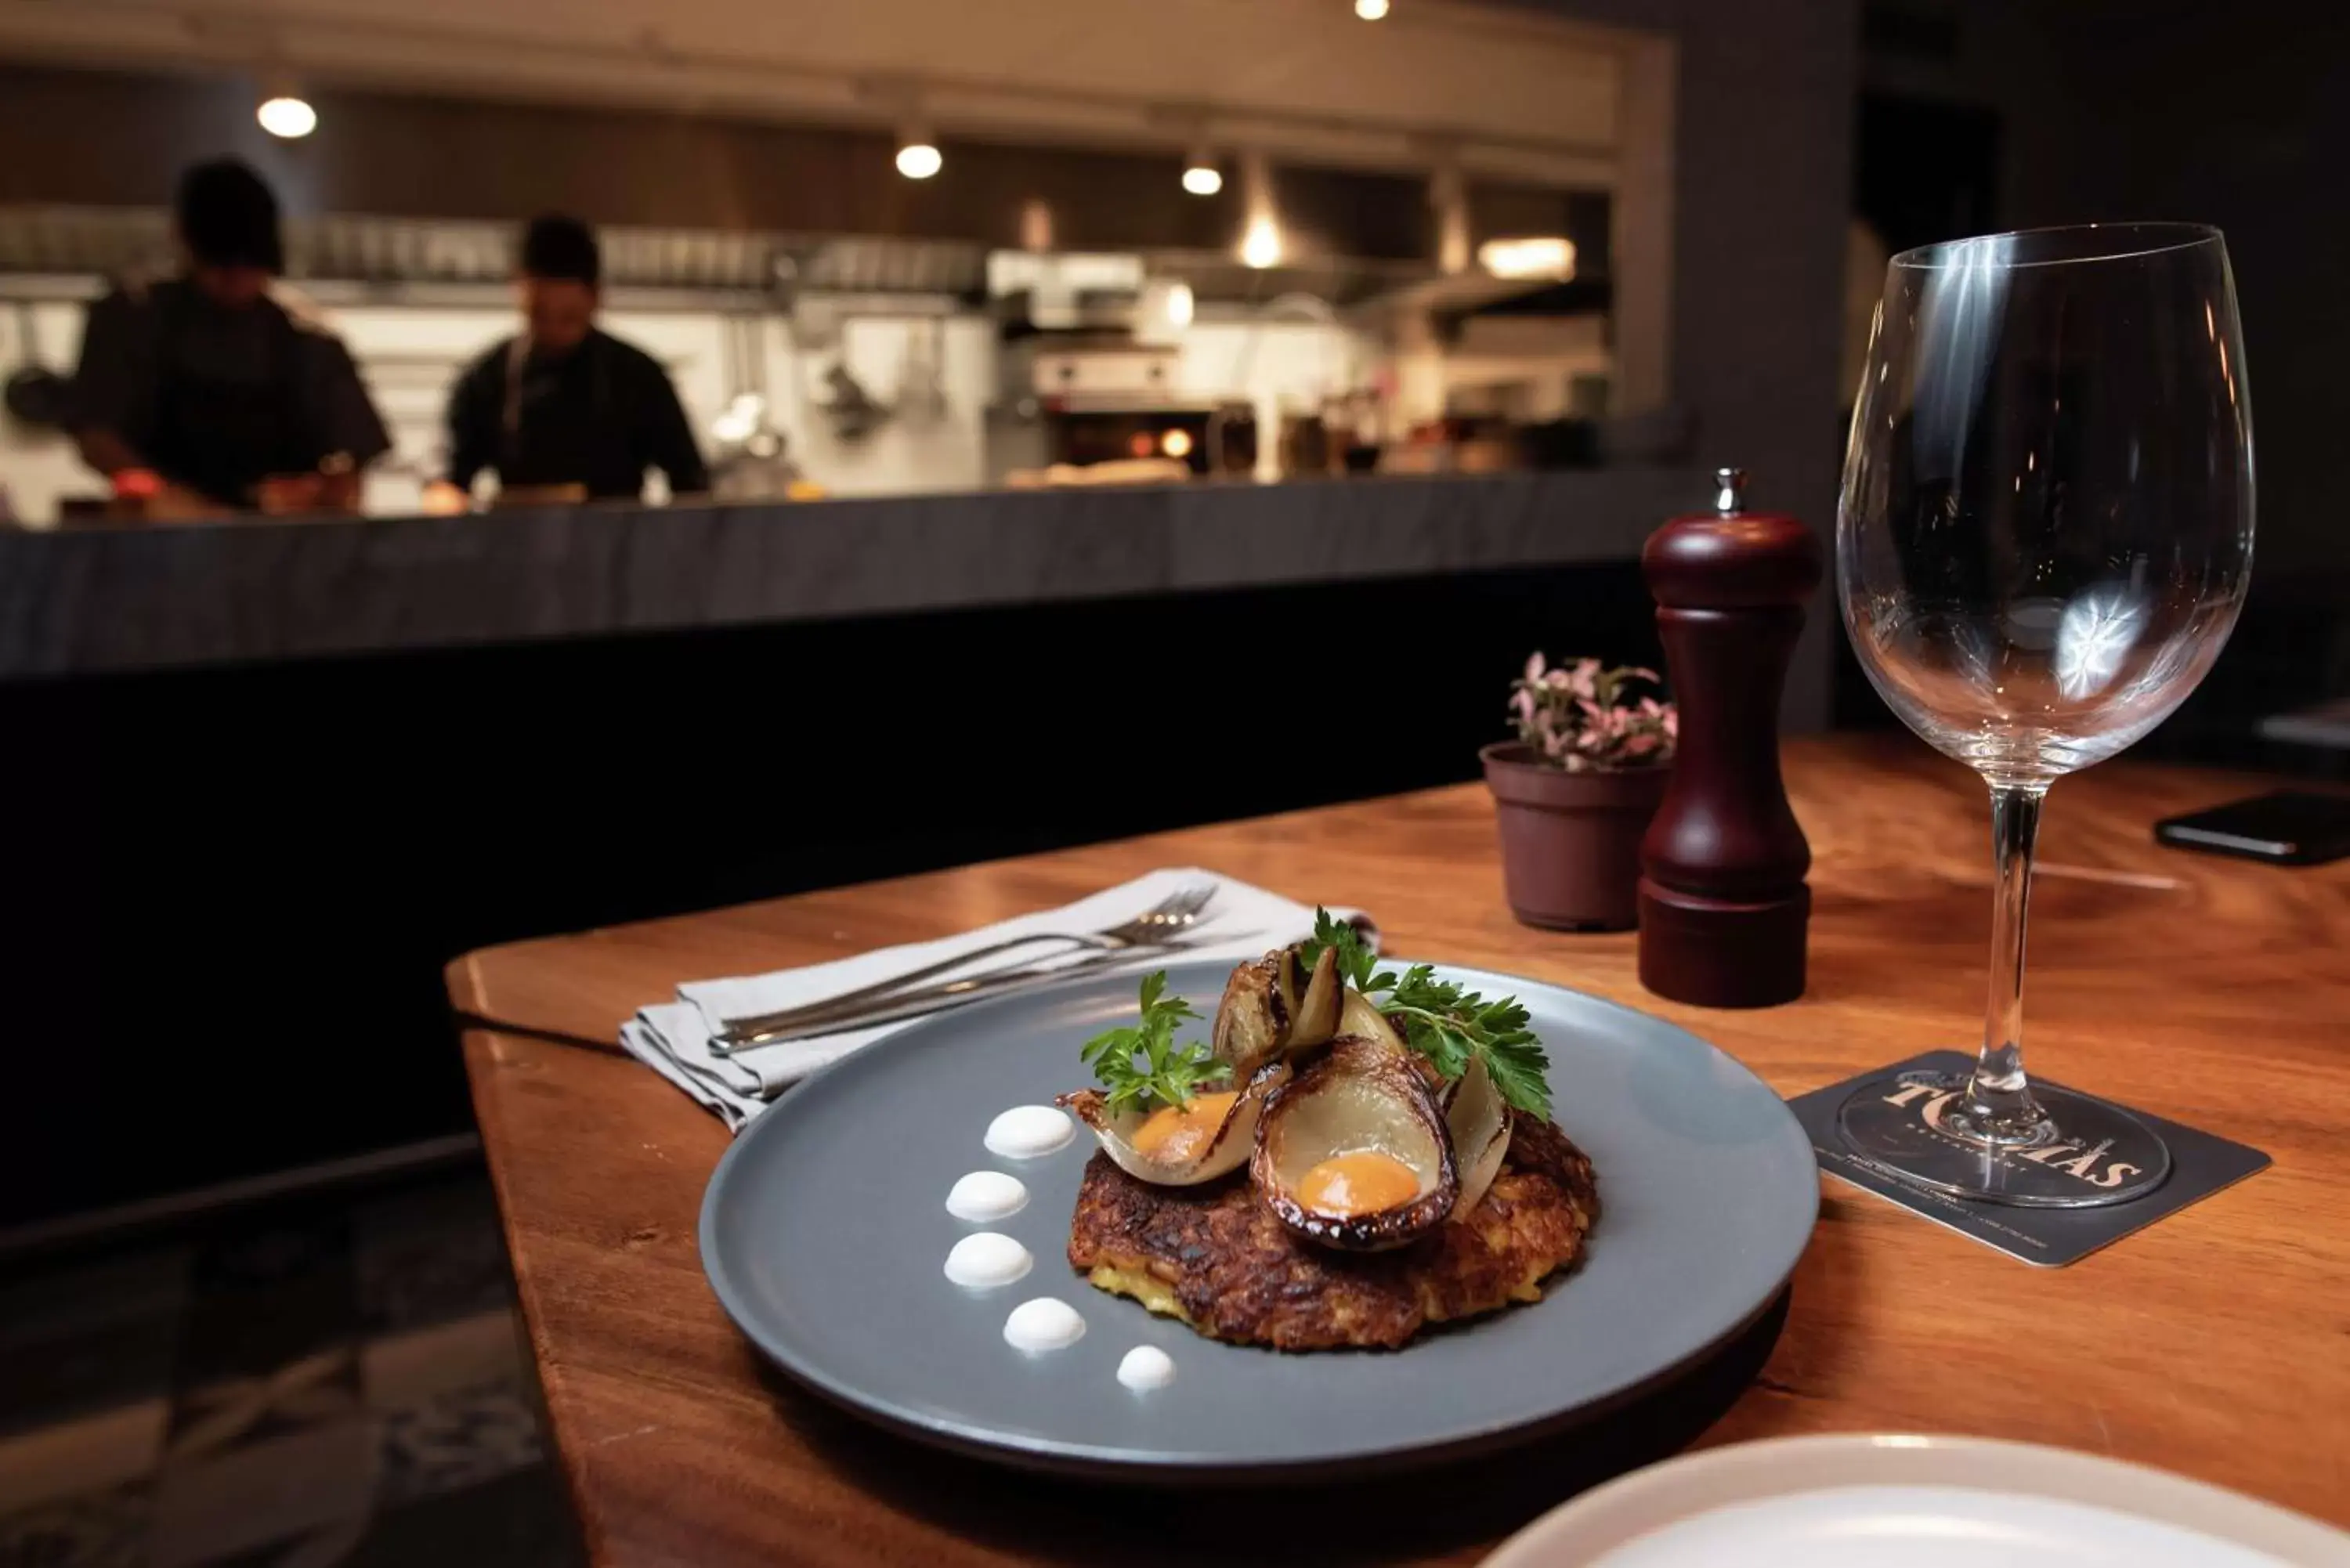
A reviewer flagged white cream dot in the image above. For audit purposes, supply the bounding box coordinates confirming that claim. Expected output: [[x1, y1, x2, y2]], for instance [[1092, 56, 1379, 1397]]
[[943, 1232, 1032, 1289], [1116, 1346, 1176, 1390], [1003, 1297, 1086, 1353], [985, 1105, 1074, 1159], [945, 1170, 1029, 1222]]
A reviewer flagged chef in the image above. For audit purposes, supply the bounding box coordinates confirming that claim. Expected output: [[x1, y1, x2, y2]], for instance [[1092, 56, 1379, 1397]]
[[429, 215, 708, 508], [69, 159, 390, 516]]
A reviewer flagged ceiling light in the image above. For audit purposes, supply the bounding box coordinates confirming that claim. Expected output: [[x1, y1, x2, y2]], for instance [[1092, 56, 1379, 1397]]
[[1477, 236, 1577, 280], [1355, 0, 1390, 18], [256, 93, 316, 139], [895, 120, 942, 179], [1241, 215, 1283, 270], [1182, 147, 1222, 197], [1238, 150, 1282, 269]]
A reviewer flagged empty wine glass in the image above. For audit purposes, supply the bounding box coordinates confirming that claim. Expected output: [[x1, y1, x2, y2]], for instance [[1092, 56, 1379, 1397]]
[[1836, 223, 2254, 1207]]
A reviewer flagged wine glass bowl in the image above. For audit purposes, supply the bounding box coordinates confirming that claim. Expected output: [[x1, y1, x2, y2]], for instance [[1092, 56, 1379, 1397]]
[[1835, 222, 2254, 1207]]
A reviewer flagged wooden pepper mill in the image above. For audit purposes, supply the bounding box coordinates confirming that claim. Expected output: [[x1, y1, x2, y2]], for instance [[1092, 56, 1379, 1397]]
[[1637, 468, 1823, 1007]]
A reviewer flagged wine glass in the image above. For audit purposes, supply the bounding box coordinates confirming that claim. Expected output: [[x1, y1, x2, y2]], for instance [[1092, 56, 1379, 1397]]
[[1836, 223, 2254, 1208]]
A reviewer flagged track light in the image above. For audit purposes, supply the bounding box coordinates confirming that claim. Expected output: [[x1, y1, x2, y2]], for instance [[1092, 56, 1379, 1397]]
[[1478, 237, 1578, 280], [256, 84, 316, 139], [1182, 147, 1223, 197], [1238, 150, 1282, 269], [895, 119, 942, 179], [1241, 215, 1282, 270]]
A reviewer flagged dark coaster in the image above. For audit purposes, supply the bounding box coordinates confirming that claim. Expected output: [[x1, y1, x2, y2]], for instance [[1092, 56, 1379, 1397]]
[[1788, 1050, 2270, 1267]]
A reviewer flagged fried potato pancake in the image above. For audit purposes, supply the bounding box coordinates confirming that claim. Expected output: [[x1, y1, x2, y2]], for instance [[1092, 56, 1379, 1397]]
[[1066, 1114, 1599, 1351]]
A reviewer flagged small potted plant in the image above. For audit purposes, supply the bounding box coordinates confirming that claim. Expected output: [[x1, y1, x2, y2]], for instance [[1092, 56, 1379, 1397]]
[[1481, 654, 1677, 931]]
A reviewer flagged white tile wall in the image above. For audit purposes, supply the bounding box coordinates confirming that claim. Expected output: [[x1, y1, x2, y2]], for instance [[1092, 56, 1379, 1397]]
[[0, 301, 90, 529]]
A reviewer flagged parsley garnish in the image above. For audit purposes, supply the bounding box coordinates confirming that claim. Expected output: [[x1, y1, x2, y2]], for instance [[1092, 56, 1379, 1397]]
[[1300, 906, 1395, 994], [1080, 970, 1232, 1114], [1300, 909, 1553, 1118]]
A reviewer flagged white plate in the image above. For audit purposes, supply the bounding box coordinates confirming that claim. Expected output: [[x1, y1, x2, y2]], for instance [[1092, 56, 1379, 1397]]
[[1484, 1435, 2350, 1567]]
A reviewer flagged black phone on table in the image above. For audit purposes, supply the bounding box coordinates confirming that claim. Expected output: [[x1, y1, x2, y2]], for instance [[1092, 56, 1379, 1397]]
[[2153, 791, 2350, 865]]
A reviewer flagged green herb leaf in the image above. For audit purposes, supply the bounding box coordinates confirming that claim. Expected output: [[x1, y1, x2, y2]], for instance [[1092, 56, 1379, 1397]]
[[1300, 906, 1393, 993], [1304, 912, 1553, 1118], [1080, 970, 1231, 1113]]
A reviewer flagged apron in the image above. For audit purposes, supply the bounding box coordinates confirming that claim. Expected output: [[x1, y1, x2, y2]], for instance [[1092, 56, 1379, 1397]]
[[146, 290, 316, 509]]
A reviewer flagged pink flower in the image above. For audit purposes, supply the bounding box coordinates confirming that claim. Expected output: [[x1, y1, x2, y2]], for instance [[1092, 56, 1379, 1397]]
[[1508, 652, 1678, 770]]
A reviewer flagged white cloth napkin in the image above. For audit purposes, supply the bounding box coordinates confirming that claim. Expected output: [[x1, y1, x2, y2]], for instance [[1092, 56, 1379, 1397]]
[[618, 867, 1365, 1131]]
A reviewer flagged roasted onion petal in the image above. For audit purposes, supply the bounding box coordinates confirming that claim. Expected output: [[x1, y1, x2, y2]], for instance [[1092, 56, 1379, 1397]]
[[1213, 952, 1291, 1076], [1058, 1060, 1289, 1187], [1290, 946, 1343, 1050], [1339, 986, 1409, 1057], [1251, 1035, 1458, 1251], [1443, 1053, 1513, 1219]]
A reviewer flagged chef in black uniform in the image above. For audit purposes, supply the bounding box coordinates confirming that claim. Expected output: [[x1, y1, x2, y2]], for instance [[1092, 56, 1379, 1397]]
[[430, 215, 707, 508], [69, 159, 390, 516]]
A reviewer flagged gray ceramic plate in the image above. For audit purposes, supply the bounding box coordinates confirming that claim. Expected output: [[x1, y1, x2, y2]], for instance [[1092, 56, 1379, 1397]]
[[700, 957, 1817, 1483]]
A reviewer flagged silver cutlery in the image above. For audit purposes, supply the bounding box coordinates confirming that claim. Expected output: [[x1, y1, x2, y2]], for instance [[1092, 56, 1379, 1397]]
[[739, 938, 1215, 1075], [714, 883, 1218, 1055]]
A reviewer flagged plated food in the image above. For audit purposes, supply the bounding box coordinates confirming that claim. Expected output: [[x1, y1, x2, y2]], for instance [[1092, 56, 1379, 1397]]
[[701, 949, 1817, 1479], [1057, 912, 1600, 1350]]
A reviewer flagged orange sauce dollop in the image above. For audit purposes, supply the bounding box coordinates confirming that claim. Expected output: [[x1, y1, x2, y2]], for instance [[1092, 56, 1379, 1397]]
[[1296, 1151, 1423, 1216], [1132, 1091, 1239, 1164]]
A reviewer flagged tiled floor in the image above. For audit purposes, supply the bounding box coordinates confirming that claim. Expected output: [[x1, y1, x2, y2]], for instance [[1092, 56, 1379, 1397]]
[[0, 1169, 584, 1568]]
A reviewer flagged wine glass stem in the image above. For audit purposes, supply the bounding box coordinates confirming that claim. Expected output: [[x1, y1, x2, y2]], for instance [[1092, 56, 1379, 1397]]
[[1966, 781, 2055, 1143]]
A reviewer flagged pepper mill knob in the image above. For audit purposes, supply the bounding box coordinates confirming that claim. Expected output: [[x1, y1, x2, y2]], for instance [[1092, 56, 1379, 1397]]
[[1714, 465, 1746, 514], [1637, 467, 1823, 1007]]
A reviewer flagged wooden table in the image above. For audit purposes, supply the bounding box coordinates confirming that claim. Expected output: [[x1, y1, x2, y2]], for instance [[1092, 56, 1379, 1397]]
[[446, 735, 2350, 1564]]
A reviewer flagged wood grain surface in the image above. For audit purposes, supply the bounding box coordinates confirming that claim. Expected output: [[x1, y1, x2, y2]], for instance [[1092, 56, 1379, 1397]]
[[447, 734, 2350, 1565]]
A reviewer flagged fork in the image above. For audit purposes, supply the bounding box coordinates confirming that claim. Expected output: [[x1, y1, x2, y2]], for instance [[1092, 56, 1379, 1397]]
[[713, 883, 1217, 1054], [736, 934, 1216, 1065]]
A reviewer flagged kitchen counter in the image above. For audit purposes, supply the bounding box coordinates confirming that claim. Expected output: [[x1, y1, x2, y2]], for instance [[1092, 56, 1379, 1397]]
[[0, 469, 1706, 681]]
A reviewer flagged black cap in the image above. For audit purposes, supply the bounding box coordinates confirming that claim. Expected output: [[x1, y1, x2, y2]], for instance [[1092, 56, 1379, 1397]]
[[175, 158, 284, 273], [519, 214, 601, 287]]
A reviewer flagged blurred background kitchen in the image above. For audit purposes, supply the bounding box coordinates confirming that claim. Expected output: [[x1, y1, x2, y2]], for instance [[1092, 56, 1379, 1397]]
[[0, 6, 1640, 522], [1, 0, 2345, 1558]]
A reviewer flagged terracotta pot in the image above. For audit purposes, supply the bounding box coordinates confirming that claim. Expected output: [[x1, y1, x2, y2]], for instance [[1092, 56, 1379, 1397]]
[[1480, 742, 1670, 932]]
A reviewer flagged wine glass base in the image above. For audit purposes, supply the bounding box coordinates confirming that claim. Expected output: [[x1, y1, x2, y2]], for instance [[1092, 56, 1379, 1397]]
[[1837, 1071, 2171, 1209]]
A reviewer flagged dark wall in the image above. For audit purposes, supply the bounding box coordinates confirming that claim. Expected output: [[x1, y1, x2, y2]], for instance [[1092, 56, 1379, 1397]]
[[2018, 2, 2350, 583], [1859, 0, 2350, 583], [0, 563, 1658, 1236], [0, 63, 1606, 266]]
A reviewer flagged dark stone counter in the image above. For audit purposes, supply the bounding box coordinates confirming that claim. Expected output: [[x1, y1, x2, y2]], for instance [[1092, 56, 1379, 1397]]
[[0, 470, 1705, 680]]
